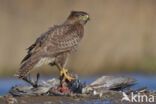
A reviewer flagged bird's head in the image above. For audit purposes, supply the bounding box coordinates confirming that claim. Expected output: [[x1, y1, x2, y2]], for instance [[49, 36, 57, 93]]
[[65, 11, 90, 25]]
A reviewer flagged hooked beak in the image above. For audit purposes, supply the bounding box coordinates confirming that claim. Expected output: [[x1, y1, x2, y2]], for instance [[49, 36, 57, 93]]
[[87, 16, 90, 21], [83, 14, 90, 21]]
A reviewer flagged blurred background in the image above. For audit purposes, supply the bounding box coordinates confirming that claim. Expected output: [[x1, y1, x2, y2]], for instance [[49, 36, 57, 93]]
[[0, 0, 156, 77]]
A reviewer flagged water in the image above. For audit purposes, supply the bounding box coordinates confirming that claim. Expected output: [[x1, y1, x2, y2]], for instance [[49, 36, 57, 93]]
[[0, 74, 156, 96]]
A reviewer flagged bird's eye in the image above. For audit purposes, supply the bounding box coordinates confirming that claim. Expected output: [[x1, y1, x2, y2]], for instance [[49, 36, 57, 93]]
[[82, 15, 89, 21]]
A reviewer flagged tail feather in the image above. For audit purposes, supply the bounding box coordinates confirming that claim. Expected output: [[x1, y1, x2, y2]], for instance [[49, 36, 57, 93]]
[[15, 58, 39, 78], [21, 53, 31, 64]]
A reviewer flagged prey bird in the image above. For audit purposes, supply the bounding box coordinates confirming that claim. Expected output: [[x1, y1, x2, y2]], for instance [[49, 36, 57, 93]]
[[15, 11, 90, 86]]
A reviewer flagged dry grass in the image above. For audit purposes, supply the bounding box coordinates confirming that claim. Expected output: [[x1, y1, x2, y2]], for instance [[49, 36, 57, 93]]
[[0, 0, 156, 76]]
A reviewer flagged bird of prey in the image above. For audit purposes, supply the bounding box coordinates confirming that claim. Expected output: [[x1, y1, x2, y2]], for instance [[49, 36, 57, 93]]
[[15, 11, 90, 86]]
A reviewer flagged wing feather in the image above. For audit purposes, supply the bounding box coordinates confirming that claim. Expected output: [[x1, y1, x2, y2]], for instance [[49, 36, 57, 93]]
[[21, 24, 83, 63], [44, 24, 83, 57]]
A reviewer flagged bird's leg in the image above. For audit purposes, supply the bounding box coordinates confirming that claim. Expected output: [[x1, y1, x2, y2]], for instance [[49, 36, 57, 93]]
[[55, 54, 75, 84], [60, 68, 75, 82], [55, 63, 75, 83], [22, 73, 40, 88]]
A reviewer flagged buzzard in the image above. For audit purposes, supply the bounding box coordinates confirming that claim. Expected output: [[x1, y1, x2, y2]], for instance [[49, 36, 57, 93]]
[[15, 11, 90, 86]]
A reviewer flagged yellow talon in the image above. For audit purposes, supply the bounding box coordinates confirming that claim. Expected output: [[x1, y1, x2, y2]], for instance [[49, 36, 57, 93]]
[[60, 69, 75, 82]]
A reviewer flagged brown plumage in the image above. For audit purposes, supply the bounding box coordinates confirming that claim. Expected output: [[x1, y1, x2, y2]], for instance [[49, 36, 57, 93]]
[[15, 11, 90, 80]]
